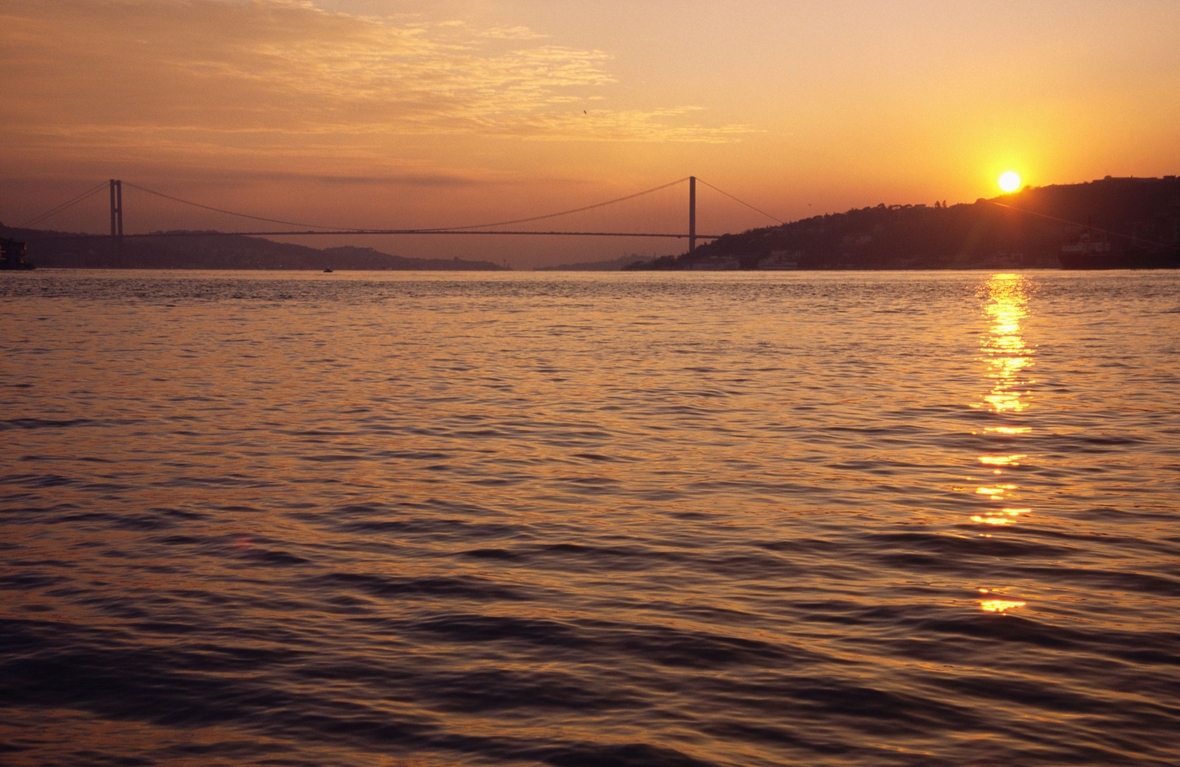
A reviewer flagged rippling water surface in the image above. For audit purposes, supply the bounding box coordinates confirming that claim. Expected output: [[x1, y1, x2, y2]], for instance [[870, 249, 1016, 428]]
[[2, 270, 1179, 766]]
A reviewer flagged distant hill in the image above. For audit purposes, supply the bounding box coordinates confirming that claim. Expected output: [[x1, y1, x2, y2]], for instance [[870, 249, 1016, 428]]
[[319, 246, 503, 271], [0, 229, 504, 271], [627, 176, 1180, 270], [533, 254, 649, 271]]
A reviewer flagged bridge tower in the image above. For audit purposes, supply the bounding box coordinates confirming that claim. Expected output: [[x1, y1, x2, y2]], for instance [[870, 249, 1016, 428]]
[[109, 179, 123, 241], [689, 176, 696, 253]]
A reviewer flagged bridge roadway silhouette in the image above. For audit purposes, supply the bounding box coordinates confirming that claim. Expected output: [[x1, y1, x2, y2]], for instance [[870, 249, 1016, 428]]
[[17, 177, 786, 255]]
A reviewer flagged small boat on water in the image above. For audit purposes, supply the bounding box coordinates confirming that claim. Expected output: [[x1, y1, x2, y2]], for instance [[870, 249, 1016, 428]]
[[323, 268, 333, 273], [0, 238, 34, 270]]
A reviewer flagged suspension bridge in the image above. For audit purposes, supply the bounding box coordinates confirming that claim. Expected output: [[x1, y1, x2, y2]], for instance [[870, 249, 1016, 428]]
[[14, 176, 783, 255]]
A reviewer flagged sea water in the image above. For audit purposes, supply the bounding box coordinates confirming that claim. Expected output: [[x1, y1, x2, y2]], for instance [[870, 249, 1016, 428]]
[[1, 270, 1178, 766]]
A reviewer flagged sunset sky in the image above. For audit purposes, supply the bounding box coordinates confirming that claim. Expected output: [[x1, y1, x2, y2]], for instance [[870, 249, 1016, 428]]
[[3, 0, 1179, 266]]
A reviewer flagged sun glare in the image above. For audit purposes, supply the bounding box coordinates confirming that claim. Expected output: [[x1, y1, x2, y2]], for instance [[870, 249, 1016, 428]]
[[998, 171, 1022, 193]]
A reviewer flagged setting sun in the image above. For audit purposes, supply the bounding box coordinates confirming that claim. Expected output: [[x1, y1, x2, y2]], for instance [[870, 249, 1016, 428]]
[[999, 171, 1022, 193]]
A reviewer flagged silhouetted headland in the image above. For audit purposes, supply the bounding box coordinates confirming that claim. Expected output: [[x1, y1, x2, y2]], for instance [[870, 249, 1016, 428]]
[[628, 175, 1180, 270]]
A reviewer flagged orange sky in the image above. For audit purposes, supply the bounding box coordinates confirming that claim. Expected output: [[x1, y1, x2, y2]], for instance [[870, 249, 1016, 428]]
[[3, 0, 1179, 266]]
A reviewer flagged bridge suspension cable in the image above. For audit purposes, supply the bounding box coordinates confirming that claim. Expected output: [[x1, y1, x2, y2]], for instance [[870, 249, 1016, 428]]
[[695, 178, 784, 225], [18, 181, 109, 228], [419, 177, 692, 231], [127, 177, 693, 234], [123, 181, 347, 231], [107, 228, 716, 240]]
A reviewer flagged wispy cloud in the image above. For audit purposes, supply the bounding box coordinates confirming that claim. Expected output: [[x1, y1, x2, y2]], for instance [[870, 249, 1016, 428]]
[[0, 0, 751, 164], [480, 25, 548, 40], [510, 108, 758, 144]]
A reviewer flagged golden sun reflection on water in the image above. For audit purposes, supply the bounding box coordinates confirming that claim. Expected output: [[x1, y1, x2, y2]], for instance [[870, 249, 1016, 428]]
[[980, 599, 1028, 613], [972, 274, 1035, 613]]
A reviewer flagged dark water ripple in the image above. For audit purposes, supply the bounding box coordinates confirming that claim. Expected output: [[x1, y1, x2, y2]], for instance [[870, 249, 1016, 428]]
[[2, 269, 1179, 765]]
